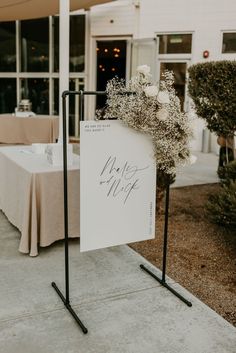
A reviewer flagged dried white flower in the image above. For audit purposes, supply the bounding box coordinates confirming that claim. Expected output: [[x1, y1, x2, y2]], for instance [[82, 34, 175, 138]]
[[156, 108, 169, 121], [137, 65, 151, 76], [144, 85, 158, 97], [100, 66, 193, 175], [157, 90, 170, 104]]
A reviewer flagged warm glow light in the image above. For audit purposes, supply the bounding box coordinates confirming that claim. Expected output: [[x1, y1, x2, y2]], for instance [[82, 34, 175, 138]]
[[99, 64, 103, 68], [111, 67, 116, 72], [114, 54, 119, 58], [102, 68, 105, 71], [104, 48, 108, 53], [96, 48, 99, 51]]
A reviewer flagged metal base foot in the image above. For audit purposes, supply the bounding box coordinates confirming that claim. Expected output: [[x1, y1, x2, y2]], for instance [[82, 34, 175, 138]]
[[51, 282, 88, 334], [140, 264, 192, 307]]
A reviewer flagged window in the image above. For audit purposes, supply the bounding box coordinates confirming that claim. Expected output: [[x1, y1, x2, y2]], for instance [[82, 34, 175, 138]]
[[70, 15, 85, 72], [21, 18, 49, 72], [0, 78, 16, 113], [0, 14, 86, 137], [20, 78, 49, 114], [222, 32, 236, 53], [0, 22, 16, 72], [160, 62, 186, 111], [158, 34, 192, 54], [53, 15, 85, 73]]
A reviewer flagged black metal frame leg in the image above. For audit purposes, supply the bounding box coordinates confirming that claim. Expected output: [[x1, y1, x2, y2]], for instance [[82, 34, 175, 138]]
[[51, 92, 88, 334], [140, 183, 192, 307]]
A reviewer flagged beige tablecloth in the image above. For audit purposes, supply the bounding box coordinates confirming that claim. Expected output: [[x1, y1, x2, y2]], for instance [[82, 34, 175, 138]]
[[0, 114, 59, 144], [0, 146, 80, 256]]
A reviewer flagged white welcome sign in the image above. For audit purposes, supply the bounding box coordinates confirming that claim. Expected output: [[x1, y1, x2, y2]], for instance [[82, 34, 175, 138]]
[[80, 120, 156, 252]]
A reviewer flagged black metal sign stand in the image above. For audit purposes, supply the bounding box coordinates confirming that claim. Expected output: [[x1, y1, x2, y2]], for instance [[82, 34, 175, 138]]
[[140, 183, 192, 307], [51, 90, 191, 335]]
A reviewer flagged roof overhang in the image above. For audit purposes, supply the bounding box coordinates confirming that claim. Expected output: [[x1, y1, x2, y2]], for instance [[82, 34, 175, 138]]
[[0, 0, 114, 21]]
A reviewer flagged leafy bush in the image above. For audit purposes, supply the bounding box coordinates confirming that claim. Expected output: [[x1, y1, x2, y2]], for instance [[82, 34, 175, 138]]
[[218, 160, 236, 185], [188, 61, 236, 137], [207, 161, 236, 230]]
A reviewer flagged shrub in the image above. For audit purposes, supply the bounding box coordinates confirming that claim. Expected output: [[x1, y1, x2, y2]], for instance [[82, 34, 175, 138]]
[[188, 60, 236, 138], [207, 161, 236, 230]]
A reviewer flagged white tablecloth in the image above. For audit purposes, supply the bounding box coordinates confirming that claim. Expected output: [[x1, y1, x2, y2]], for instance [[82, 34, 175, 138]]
[[0, 146, 80, 256]]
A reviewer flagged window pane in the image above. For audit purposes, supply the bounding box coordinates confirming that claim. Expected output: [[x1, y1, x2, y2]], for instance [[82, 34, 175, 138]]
[[20, 78, 49, 114], [53, 17, 59, 73], [0, 78, 16, 113], [53, 15, 85, 73], [70, 15, 85, 72], [0, 22, 16, 72], [21, 18, 49, 72], [158, 34, 192, 54], [160, 62, 187, 110], [69, 78, 84, 137], [53, 78, 85, 136], [53, 78, 59, 115], [222, 33, 236, 53]]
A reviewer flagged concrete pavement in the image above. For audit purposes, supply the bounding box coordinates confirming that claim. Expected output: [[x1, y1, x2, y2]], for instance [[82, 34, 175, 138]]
[[0, 151, 235, 353]]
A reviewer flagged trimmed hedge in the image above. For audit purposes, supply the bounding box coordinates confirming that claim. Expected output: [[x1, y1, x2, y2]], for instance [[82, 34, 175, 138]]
[[188, 61, 236, 137], [206, 160, 236, 230]]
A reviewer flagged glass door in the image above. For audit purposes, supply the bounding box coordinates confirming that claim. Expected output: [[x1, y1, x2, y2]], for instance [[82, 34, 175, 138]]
[[159, 61, 188, 111], [96, 39, 127, 110]]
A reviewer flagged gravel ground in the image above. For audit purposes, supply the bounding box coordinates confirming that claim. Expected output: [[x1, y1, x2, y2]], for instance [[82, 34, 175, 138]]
[[130, 183, 236, 327]]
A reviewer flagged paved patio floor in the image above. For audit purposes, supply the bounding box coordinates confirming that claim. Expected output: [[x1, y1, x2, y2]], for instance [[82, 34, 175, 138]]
[[0, 152, 235, 353]]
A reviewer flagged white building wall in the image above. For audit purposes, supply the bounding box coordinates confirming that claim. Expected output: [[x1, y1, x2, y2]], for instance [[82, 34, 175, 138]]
[[90, 0, 236, 152], [90, 1, 136, 37], [139, 0, 236, 63]]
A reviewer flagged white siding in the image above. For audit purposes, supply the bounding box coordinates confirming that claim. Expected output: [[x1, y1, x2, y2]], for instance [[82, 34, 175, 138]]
[[90, 1, 136, 36], [139, 0, 236, 63]]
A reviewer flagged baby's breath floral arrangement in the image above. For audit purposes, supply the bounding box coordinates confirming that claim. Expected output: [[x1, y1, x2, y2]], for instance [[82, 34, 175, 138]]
[[98, 65, 193, 178]]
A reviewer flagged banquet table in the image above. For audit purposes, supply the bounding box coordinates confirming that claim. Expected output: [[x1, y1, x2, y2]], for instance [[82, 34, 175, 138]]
[[0, 114, 59, 144], [0, 146, 80, 256]]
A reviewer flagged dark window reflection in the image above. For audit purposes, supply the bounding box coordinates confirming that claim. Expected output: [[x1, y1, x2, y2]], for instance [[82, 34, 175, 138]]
[[96, 40, 127, 109], [69, 79, 84, 137], [158, 34, 192, 54], [53, 78, 59, 115], [222, 33, 236, 53], [20, 78, 49, 114], [70, 15, 85, 72], [53, 17, 59, 73], [53, 15, 85, 73], [0, 79, 16, 113], [21, 18, 49, 72], [0, 22, 16, 72]]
